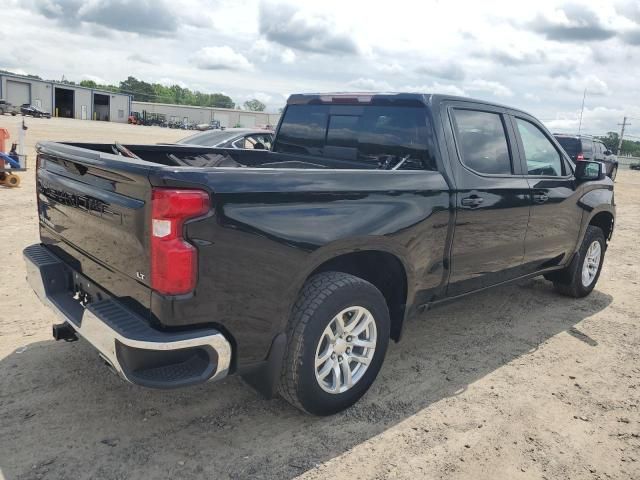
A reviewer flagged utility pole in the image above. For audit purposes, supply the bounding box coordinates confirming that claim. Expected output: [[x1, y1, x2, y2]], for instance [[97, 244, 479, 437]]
[[578, 89, 586, 134], [618, 117, 630, 154]]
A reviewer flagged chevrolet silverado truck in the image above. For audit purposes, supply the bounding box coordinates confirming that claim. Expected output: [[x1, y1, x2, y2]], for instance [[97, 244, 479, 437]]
[[24, 93, 615, 415]]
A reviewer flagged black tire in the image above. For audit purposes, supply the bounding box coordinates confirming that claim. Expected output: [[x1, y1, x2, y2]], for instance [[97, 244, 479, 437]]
[[279, 271, 390, 415], [610, 166, 617, 181], [552, 226, 606, 298]]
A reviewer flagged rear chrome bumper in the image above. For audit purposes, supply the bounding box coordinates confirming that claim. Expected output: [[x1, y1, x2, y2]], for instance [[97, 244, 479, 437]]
[[23, 244, 232, 389]]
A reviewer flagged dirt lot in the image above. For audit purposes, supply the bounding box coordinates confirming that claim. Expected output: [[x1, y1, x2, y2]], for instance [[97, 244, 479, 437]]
[[0, 116, 639, 480]]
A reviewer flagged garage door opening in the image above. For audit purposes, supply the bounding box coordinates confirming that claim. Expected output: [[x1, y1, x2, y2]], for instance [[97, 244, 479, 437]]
[[55, 88, 74, 118], [93, 93, 110, 121]]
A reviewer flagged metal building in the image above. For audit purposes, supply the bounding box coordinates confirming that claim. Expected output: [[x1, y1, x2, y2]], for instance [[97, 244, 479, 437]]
[[0, 72, 132, 123], [131, 101, 281, 128]]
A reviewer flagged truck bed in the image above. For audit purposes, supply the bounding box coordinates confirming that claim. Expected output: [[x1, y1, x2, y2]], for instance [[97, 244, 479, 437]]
[[58, 142, 392, 170]]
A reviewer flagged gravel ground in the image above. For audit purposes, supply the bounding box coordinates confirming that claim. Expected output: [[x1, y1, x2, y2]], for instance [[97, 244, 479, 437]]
[[0, 116, 639, 480]]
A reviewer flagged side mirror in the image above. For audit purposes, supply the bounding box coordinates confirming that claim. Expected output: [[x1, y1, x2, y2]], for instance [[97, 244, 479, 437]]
[[603, 150, 612, 156], [575, 160, 605, 182]]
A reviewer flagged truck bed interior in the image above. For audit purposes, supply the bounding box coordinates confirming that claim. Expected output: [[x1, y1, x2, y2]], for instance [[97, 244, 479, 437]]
[[61, 142, 424, 171]]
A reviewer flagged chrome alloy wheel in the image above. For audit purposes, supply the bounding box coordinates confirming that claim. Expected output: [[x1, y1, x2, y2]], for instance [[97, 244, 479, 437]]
[[314, 306, 377, 394], [582, 240, 602, 287]]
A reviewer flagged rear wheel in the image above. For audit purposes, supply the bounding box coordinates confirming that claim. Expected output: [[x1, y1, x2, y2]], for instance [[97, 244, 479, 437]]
[[552, 226, 605, 298], [279, 272, 390, 415]]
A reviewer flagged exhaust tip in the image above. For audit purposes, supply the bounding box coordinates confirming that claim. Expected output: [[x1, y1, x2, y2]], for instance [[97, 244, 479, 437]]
[[52, 323, 78, 342]]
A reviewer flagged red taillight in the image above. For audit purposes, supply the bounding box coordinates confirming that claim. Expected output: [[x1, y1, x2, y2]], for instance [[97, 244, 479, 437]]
[[577, 153, 585, 161], [151, 188, 209, 295]]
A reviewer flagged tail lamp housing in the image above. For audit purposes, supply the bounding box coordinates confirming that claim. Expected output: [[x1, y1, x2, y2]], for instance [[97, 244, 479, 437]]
[[577, 153, 585, 161], [151, 188, 209, 295]]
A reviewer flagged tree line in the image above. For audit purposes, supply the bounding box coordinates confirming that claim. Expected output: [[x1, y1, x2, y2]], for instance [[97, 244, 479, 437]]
[[596, 132, 640, 157], [0, 70, 266, 111], [80, 76, 266, 112]]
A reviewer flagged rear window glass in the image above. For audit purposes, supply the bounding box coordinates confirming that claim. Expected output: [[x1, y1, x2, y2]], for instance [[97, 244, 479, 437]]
[[555, 137, 580, 156], [274, 104, 436, 170], [580, 137, 594, 154]]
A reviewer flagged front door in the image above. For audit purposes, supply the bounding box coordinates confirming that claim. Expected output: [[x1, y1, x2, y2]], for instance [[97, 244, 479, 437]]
[[445, 104, 531, 296], [510, 114, 583, 270]]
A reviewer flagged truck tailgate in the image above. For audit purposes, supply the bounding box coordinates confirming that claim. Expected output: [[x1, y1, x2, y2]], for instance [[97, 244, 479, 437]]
[[36, 142, 154, 315]]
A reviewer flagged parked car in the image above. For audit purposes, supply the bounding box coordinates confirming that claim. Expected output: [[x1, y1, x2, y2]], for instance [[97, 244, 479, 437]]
[[195, 120, 222, 131], [554, 134, 618, 180], [25, 93, 614, 415], [176, 127, 274, 149], [0, 99, 18, 115], [20, 104, 51, 118]]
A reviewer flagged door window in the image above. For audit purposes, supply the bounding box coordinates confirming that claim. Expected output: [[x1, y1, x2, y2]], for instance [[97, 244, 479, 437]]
[[516, 118, 563, 176], [451, 109, 512, 175]]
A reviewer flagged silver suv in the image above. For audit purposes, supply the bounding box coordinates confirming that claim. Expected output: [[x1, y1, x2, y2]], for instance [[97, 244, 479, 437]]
[[0, 99, 18, 116]]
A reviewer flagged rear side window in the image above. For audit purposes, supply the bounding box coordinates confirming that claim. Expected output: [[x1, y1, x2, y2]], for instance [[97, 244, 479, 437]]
[[274, 105, 328, 156], [581, 137, 594, 154], [516, 118, 563, 176], [451, 109, 511, 175], [274, 104, 436, 170], [555, 137, 580, 157]]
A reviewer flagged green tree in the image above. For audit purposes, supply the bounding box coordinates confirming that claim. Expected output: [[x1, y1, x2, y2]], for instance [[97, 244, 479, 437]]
[[79, 80, 98, 88], [243, 99, 266, 111], [119, 76, 156, 102], [597, 132, 619, 153], [209, 93, 234, 109]]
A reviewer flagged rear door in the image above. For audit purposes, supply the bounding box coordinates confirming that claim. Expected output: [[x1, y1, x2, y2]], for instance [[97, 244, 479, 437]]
[[509, 114, 582, 271], [444, 102, 531, 296]]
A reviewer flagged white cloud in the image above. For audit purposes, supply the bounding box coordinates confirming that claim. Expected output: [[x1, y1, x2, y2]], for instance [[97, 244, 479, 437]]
[[544, 106, 625, 135], [375, 63, 404, 74], [280, 48, 296, 64], [551, 74, 610, 96], [157, 77, 188, 88], [402, 83, 466, 97], [5, 68, 28, 76], [81, 74, 107, 84], [191, 46, 253, 71], [466, 79, 514, 97], [347, 78, 394, 91]]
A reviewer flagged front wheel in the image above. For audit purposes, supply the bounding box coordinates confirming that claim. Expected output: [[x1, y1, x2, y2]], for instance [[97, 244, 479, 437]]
[[552, 226, 606, 297], [279, 272, 390, 415]]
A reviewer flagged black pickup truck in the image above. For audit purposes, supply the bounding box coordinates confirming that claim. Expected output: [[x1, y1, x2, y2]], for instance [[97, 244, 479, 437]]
[[25, 93, 615, 415]]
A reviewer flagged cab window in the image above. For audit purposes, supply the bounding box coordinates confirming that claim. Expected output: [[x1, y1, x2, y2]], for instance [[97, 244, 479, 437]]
[[451, 109, 512, 175]]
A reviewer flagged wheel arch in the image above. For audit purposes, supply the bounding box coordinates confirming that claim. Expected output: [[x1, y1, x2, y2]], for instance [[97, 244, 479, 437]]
[[588, 210, 614, 241], [289, 248, 412, 342]]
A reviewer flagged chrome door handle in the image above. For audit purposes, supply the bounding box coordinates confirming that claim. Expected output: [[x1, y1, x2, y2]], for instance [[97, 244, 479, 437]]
[[533, 193, 549, 204], [461, 196, 484, 207]]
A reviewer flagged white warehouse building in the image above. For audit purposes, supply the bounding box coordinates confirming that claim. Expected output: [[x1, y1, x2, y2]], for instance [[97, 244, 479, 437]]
[[131, 101, 281, 128], [0, 72, 132, 122]]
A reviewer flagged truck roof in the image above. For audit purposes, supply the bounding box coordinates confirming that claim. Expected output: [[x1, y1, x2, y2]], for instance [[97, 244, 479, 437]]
[[286, 92, 532, 117]]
